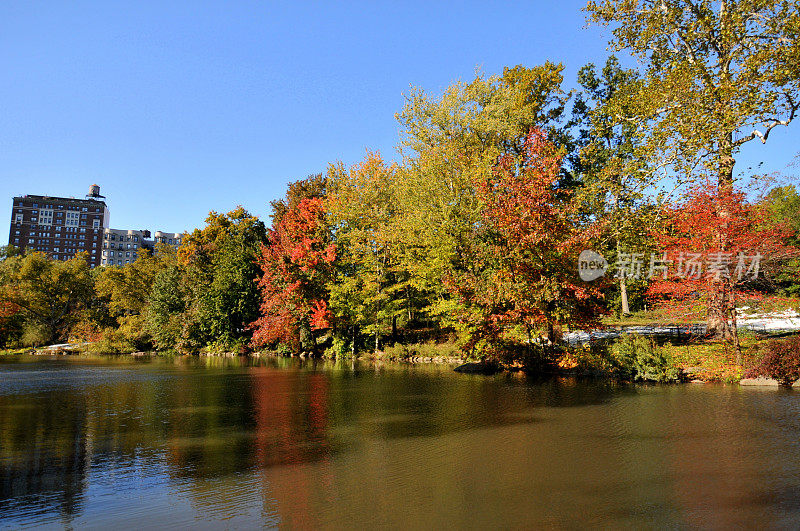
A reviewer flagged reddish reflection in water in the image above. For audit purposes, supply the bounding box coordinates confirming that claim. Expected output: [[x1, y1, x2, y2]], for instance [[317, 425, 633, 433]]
[[250, 367, 332, 528]]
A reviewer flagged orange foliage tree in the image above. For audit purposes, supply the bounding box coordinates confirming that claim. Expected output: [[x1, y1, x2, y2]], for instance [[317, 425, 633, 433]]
[[449, 129, 605, 355], [250, 197, 336, 353]]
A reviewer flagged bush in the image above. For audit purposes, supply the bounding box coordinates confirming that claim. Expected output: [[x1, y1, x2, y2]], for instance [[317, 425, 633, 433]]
[[324, 336, 353, 359], [382, 341, 464, 360], [612, 333, 680, 383], [559, 340, 615, 375], [275, 343, 292, 357], [745, 336, 800, 386]]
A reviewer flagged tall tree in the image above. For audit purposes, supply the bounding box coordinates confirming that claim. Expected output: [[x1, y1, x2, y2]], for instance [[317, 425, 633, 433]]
[[648, 180, 794, 361], [93, 246, 177, 351], [251, 182, 335, 354], [394, 63, 572, 335], [179, 207, 267, 352], [571, 56, 656, 315], [327, 152, 406, 353], [586, 0, 800, 335], [460, 129, 604, 351]]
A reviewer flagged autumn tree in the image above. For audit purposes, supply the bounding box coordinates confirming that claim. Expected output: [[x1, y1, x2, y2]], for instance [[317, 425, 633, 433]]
[[0, 252, 93, 345], [0, 301, 22, 348], [456, 129, 604, 354], [327, 152, 406, 353], [586, 0, 800, 335], [394, 63, 572, 335], [251, 178, 335, 354], [648, 180, 795, 362], [269, 173, 327, 227], [570, 56, 658, 315]]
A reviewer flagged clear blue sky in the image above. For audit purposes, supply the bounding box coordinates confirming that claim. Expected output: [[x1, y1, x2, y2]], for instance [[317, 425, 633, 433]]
[[1, 1, 797, 244]]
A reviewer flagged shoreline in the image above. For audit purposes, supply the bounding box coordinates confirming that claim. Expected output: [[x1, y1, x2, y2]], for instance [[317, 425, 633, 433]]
[[5, 345, 798, 388]]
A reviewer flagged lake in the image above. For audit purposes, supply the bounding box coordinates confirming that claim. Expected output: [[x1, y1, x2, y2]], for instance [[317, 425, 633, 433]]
[[1, 355, 799, 528]]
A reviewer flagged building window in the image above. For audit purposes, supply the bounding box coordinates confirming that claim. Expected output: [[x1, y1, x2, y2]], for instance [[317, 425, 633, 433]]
[[65, 211, 79, 227]]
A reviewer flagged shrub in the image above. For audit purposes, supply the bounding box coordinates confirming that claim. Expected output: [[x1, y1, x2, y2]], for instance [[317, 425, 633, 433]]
[[745, 336, 800, 386], [382, 341, 464, 361], [559, 340, 615, 375], [612, 333, 680, 383], [324, 336, 353, 359]]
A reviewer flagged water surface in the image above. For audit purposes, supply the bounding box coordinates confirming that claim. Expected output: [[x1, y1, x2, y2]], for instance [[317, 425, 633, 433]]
[[1, 355, 799, 528]]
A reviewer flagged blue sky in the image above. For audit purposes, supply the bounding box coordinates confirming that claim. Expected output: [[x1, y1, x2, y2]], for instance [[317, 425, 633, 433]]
[[1, 1, 797, 244]]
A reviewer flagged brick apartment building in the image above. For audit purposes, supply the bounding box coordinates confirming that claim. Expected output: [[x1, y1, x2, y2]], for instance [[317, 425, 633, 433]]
[[8, 185, 110, 267], [8, 184, 184, 268]]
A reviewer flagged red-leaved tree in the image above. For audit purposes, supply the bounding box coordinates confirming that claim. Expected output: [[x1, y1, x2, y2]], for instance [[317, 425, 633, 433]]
[[250, 197, 336, 353], [450, 128, 605, 355], [648, 180, 794, 361]]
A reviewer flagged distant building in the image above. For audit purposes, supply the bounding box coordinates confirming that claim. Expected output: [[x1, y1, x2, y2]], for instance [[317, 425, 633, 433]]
[[100, 228, 184, 266], [7, 185, 110, 267]]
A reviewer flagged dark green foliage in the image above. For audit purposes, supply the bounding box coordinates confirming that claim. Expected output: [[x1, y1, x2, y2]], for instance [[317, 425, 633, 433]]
[[612, 333, 680, 383], [146, 266, 190, 351]]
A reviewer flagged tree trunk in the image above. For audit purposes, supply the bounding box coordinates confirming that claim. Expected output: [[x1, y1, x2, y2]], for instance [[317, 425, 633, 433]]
[[729, 306, 742, 366], [707, 283, 734, 340], [620, 277, 630, 316], [707, 130, 735, 338], [546, 321, 556, 345]]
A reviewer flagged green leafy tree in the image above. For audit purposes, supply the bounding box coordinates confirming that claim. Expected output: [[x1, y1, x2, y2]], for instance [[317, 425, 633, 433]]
[[571, 56, 658, 316], [145, 263, 191, 351], [87, 246, 177, 351], [0, 252, 93, 345], [179, 207, 267, 352], [327, 152, 407, 353], [758, 184, 800, 294]]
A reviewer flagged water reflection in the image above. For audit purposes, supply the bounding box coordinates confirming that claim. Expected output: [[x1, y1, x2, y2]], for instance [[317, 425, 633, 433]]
[[1, 356, 799, 527]]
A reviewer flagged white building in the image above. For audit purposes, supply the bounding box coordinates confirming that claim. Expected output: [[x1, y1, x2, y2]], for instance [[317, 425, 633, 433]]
[[100, 228, 184, 266]]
